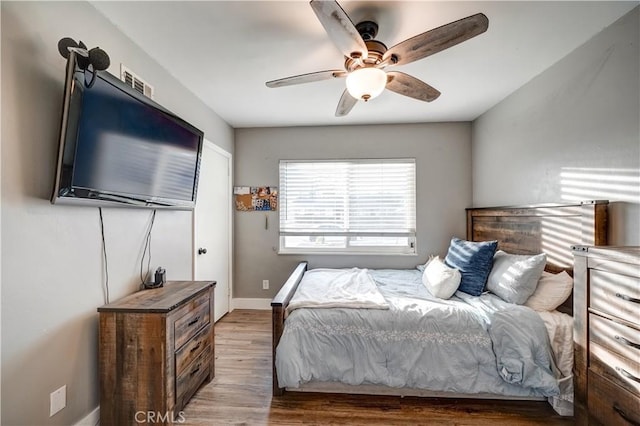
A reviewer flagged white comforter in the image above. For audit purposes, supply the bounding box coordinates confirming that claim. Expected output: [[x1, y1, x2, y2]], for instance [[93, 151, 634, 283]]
[[287, 268, 389, 313]]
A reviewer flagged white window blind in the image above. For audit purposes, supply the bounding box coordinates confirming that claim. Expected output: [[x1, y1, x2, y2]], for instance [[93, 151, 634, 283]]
[[279, 159, 416, 254]]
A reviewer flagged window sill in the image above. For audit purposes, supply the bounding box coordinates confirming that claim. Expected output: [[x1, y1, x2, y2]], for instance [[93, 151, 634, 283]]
[[277, 250, 418, 256]]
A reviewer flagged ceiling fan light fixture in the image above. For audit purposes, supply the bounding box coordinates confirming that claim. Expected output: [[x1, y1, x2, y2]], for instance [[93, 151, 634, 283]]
[[346, 67, 387, 101]]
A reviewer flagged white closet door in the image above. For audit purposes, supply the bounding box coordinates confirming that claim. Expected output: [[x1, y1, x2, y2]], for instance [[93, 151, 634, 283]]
[[193, 140, 232, 322]]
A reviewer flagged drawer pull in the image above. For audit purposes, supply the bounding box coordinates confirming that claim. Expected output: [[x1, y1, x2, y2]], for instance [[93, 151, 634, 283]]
[[189, 342, 202, 353], [191, 365, 201, 376], [615, 292, 640, 304], [615, 335, 640, 350], [616, 366, 640, 384], [187, 316, 201, 327], [613, 404, 640, 426]]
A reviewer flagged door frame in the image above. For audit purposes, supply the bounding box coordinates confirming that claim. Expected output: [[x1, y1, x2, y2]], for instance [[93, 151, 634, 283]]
[[192, 139, 233, 318]]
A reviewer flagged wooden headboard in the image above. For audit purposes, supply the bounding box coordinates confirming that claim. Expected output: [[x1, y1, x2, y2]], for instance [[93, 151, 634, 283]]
[[466, 200, 608, 314]]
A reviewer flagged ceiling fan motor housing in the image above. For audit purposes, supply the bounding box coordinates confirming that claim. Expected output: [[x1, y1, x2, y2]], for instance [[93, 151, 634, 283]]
[[345, 38, 387, 71]]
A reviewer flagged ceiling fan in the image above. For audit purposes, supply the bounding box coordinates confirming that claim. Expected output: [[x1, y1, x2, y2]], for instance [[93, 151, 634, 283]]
[[266, 0, 489, 117]]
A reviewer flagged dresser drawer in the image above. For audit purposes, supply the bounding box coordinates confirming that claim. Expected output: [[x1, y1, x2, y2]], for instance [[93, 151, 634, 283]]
[[588, 371, 640, 426], [590, 341, 640, 397], [175, 323, 211, 376], [174, 292, 210, 350], [590, 269, 640, 325], [175, 344, 211, 410], [590, 313, 640, 366]]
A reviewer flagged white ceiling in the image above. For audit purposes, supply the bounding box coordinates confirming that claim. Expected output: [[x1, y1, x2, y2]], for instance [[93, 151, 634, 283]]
[[91, 1, 637, 128]]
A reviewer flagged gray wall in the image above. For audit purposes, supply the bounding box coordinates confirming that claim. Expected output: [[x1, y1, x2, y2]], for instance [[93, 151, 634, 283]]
[[1, 2, 233, 424], [472, 6, 639, 245], [234, 123, 472, 298]]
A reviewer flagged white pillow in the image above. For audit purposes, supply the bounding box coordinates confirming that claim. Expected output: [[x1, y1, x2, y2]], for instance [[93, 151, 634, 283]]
[[525, 270, 574, 311], [422, 256, 461, 299], [486, 251, 547, 304]]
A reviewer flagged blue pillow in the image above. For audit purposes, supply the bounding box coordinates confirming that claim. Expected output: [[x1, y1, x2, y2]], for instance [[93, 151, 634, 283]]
[[444, 238, 498, 296]]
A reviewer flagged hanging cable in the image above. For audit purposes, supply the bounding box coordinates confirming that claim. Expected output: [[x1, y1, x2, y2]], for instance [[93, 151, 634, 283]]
[[139, 209, 157, 286], [98, 207, 110, 304]]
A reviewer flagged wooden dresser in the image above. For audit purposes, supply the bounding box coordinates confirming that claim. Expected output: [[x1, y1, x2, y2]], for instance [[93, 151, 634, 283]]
[[573, 246, 640, 425], [98, 280, 216, 425]]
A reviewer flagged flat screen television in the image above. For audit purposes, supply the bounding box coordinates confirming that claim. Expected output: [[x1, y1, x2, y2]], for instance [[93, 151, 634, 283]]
[[51, 52, 204, 209]]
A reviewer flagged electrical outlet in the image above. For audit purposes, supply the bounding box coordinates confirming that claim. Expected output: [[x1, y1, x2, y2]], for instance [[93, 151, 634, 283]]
[[50, 385, 66, 417], [262, 280, 269, 290]]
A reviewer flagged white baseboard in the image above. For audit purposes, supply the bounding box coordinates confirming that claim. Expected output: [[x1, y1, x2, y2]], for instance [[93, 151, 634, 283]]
[[75, 406, 99, 426], [231, 298, 272, 310]]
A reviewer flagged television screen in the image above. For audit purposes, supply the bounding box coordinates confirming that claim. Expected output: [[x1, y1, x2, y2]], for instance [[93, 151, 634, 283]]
[[51, 53, 204, 209]]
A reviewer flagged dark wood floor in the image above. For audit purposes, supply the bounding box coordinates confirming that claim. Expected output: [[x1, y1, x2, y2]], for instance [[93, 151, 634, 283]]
[[183, 309, 573, 425]]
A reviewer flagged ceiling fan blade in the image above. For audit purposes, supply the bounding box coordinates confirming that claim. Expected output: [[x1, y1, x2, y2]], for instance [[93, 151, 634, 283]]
[[383, 13, 489, 66], [335, 89, 358, 117], [386, 71, 441, 102], [266, 70, 347, 88], [310, 0, 368, 59]]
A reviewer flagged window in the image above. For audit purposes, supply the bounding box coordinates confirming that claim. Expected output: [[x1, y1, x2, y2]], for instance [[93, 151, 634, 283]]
[[279, 159, 416, 254]]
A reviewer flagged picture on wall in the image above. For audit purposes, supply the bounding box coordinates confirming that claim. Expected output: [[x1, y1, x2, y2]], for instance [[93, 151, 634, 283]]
[[234, 186, 278, 211]]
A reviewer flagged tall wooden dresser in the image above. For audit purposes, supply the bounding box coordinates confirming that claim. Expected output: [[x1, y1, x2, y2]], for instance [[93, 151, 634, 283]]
[[98, 280, 215, 425], [573, 246, 640, 425]]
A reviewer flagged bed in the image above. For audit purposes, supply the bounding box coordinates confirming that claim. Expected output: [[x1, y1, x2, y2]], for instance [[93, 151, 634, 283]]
[[271, 200, 609, 415]]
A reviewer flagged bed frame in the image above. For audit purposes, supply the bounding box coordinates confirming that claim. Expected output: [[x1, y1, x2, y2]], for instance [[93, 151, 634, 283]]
[[271, 200, 609, 396]]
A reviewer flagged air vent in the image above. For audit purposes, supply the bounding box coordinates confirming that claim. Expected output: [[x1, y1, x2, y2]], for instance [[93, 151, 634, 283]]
[[120, 64, 154, 99]]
